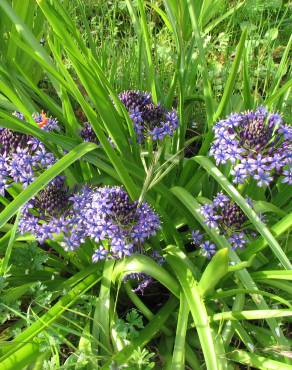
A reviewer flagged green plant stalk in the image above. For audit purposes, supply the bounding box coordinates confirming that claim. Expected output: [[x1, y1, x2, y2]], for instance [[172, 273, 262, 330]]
[[171, 292, 189, 370], [265, 78, 292, 106], [137, 0, 157, 102], [214, 29, 247, 121], [187, 0, 215, 125], [212, 288, 291, 308], [228, 349, 292, 370], [211, 309, 292, 322], [255, 279, 292, 295], [0, 210, 21, 275], [92, 260, 115, 357], [167, 249, 222, 370], [250, 271, 292, 280]]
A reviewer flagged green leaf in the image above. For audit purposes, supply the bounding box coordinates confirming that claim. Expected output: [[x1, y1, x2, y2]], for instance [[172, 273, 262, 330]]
[[228, 349, 292, 370], [137, 0, 157, 101], [92, 260, 114, 356], [0, 271, 101, 364], [212, 309, 292, 322], [242, 212, 292, 259], [250, 271, 292, 281], [113, 255, 180, 298], [0, 210, 21, 275], [214, 29, 247, 120], [199, 248, 229, 296], [166, 246, 224, 370], [187, 0, 215, 125], [171, 292, 189, 370]]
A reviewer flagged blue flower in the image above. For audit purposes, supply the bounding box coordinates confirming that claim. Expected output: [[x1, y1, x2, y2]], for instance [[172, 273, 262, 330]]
[[230, 166, 248, 184], [213, 192, 229, 207], [228, 232, 247, 250], [33, 148, 55, 167], [0, 176, 8, 196], [92, 247, 109, 262], [200, 203, 215, 217], [0, 111, 59, 192], [118, 90, 178, 142], [191, 230, 204, 245], [253, 169, 273, 187], [20, 185, 160, 262], [282, 167, 292, 185], [200, 241, 216, 259], [210, 107, 292, 187]]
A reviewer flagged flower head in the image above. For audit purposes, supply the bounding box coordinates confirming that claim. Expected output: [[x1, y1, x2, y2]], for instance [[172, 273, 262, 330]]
[[210, 107, 292, 187], [32, 111, 59, 131], [118, 90, 178, 142], [80, 122, 98, 143], [228, 232, 247, 250], [193, 192, 259, 252], [20, 184, 160, 262], [19, 176, 71, 243], [200, 192, 249, 232], [0, 111, 59, 192]]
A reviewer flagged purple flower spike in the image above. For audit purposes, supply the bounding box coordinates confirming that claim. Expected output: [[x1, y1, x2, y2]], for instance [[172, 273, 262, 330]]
[[20, 184, 160, 262], [210, 107, 292, 187], [194, 192, 259, 255], [118, 90, 178, 142], [0, 111, 59, 192], [80, 122, 98, 143]]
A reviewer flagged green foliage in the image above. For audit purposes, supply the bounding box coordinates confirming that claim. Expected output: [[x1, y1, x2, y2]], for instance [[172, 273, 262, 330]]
[[0, 0, 291, 369]]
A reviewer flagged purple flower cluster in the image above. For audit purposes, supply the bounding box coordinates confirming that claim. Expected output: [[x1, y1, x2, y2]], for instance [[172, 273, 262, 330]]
[[18, 177, 70, 243], [32, 111, 59, 131], [0, 112, 58, 194], [210, 107, 292, 187], [80, 122, 98, 143], [192, 192, 258, 255], [19, 184, 161, 261], [118, 90, 178, 142]]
